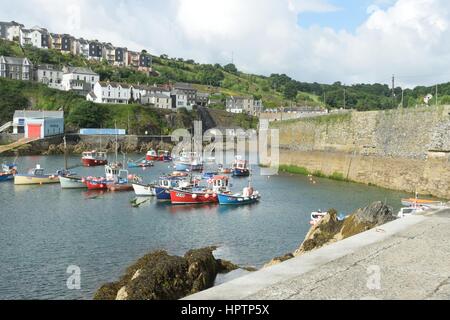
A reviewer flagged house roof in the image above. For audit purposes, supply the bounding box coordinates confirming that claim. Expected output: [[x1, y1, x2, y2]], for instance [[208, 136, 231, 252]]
[[87, 91, 97, 99], [14, 110, 64, 119], [143, 93, 170, 99], [0, 56, 31, 65], [37, 64, 62, 71], [64, 67, 98, 76], [174, 82, 197, 91], [99, 81, 131, 89]]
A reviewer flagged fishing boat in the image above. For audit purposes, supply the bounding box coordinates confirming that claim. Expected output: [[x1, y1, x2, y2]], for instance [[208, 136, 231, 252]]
[[60, 176, 87, 189], [232, 156, 250, 177], [170, 176, 230, 205], [218, 188, 261, 206], [174, 151, 203, 172], [127, 158, 154, 168], [146, 149, 159, 161], [401, 198, 443, 208], [158, 150, 172, 162], [310, 210, 327, 225], [397, 206, 426, 219], [155, 176, 187, 200], [132, 183, 156, 196], [14, 165, 60, 185], [81, 150, 108, 167], [0, 163, 17, 182], [84, 164, 124, 190], [218, 164, 232, 174], [201, 171, 218, 180], [106, 167, 137, 192]]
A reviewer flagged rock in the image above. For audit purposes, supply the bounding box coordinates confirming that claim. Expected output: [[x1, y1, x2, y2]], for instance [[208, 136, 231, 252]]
[[93, 247, 240, 300], [294, 202, 395, 257], [264, 253, 294, 268]]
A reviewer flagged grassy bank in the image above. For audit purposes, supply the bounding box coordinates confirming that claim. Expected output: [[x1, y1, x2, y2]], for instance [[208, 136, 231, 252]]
[[278, 164, 350, 182]]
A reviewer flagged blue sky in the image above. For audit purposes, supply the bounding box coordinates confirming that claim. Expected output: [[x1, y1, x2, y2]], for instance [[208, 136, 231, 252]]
[[297, 0, 393, 31]]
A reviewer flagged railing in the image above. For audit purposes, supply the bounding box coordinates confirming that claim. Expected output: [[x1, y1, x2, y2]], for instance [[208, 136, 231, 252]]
[[0, 121, 12, 133]]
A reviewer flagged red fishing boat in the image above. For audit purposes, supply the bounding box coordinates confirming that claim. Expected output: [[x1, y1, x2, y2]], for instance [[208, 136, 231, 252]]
[[145, 149, 159, 161], [81, 151, 108, 167], [169, 176, 230, 205], [84, 177, 110, 190]]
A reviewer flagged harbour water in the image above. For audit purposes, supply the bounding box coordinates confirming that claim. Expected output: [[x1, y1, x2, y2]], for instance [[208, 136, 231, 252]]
[[0, 155, 412, 299]]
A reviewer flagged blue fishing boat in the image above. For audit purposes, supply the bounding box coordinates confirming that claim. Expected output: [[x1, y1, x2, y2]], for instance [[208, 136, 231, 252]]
[[127, 158, 154, 168], [154, 177, 184, 200], [201, 171, 218, 180], [0, 163, 17, 182], [174, 152, 203, 172], [218, 181, 261, 205], [232, 157, 250, 177]]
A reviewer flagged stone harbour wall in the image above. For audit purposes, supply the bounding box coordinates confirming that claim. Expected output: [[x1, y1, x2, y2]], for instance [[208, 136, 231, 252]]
[[273, 105, 450, 199]]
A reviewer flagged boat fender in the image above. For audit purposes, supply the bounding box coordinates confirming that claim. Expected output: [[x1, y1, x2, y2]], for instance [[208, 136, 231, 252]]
[[212, 193, 217, 198], [205, 194, 210, 199], [192, 194, 198, 199]]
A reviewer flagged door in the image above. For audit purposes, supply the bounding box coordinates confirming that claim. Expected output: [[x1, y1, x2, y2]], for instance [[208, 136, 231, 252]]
[[27, 124, 42, 139]]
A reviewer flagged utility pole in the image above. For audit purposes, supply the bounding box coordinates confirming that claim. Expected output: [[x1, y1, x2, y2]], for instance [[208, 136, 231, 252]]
[[401, 88, 404, 108], [343, 88, 346, 109], [436, 84, 438, 106], [392, 74, 395, 108]]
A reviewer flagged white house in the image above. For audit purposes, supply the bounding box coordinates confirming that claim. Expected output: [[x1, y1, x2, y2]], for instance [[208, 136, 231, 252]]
[[171, 90, 189, 110], [141, 93, 172, 109], [35, 64, 63, 90], [19, 27, 50, 49], [13, 110, 64, 139], [0, 21, 24, 41], [61, 67, 99, 94], [87, 81, 131, 104], [134, 84, 171, 102]]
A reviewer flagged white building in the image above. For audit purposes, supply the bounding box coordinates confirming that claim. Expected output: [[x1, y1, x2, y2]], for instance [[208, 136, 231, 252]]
[[13, 110, 64, 139], [75, 38, 90, 58], [0, 21, 24, 41], [171, 90, 189, 110], [19, 27, 50, 49], [87, 81, 131, 104], [226, 96, 264, 115], [134, 84, 171, 101], [35, 64, 63, 89], [61, 67, 99, 94], [141, 93, 172, 109]]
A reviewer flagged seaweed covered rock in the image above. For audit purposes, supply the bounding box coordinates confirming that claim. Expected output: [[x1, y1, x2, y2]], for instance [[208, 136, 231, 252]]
[[263, 253, 295, 268], [294, 202, 394, 256], [94, 248, 239, 300]]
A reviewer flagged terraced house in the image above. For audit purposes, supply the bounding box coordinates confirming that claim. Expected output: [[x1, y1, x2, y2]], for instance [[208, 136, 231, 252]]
[[19, 27, 50, 49], [0, 56, 32, 80], [87, 81, 132, 104], [0, 21, 24, 41]]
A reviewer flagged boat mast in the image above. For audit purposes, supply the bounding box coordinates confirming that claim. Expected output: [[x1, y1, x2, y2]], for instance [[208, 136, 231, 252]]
[[63, 135, 68, 170], [115, 121, 118, 164]]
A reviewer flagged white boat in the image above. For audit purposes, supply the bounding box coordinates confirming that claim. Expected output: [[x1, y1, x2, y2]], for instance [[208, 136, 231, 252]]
[[60, 176, 87, 189], [132, 183, 156, 196], [310, 210, 327, 225], [397, 206, 426, 218]]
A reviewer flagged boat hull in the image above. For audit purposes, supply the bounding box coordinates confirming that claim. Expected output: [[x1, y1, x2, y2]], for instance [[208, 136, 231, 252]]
[[175, 162, 203, 172], [170, 189, 218, 205], [155, 187, 172, 200], [218, 193, 260, 205], [127, 161, 153, 168], [85, 180, 111, 190], [107, 183, 133, 192], [60, 176, 87, 189], [14, 175, 60, 185], [132, 183, 156, 196], [401, 198, 442, 207], [82, 158, 108, 167], [0, 173, 14, 182], [232, 168, 250, 177]]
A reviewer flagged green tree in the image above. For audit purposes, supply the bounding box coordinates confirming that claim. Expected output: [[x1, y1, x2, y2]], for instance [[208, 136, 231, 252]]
[[66, 101, 110, 128], [224, 63, 238, 74]]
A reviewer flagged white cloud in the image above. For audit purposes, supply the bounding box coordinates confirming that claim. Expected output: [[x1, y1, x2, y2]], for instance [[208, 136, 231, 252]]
[[1, 0, 450, 87]]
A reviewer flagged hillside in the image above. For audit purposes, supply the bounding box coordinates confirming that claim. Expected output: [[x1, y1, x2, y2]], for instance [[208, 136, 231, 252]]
[[2, 38, 450, 111]]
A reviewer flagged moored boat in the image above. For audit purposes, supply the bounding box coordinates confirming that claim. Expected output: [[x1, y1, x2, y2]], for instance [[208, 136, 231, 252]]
[[397, 206, 426, 218], [60, 176, 87, 189], [401, 198, 443, 208], [218, 179, 261, 205], [14, 165, 60, 185], [155, 176, 186, 200], [0, 163, 17, 182], [170, 176, 230, 205], [127, 159, 154, 168], [132, 183, 156, 196], [158, 150, 172, 162], [310, 210, 327, 225], [81, 151, 108, 167], [232, 156, 250, 177], [146, 149, 159, 161], [174, 152, 203, 172]]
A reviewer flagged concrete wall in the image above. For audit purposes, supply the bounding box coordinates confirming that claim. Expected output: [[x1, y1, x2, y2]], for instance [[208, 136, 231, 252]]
[[273, 106, 450, 199]]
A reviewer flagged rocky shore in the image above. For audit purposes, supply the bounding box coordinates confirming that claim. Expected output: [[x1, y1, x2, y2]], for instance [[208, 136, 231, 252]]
[[94, 247, 239, 300], [265, 201, 395, 267]]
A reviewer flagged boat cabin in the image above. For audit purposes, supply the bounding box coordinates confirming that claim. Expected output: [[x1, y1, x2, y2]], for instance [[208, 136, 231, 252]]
[[82, 150, 107, 160], [210, 176, 229, 193], [105, 165, 128, 183], [234, 160, 248, 170]]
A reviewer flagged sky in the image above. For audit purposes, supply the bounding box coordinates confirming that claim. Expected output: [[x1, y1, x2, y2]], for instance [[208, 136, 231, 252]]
[[1, 0, 449, 87]]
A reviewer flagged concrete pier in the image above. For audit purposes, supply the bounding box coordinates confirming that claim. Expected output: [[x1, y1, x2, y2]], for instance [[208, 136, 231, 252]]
[[185, 209, 450, 300]]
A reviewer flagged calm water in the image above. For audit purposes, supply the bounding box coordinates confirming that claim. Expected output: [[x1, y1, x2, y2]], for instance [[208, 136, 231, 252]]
[[0, 154, 411, 300]]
